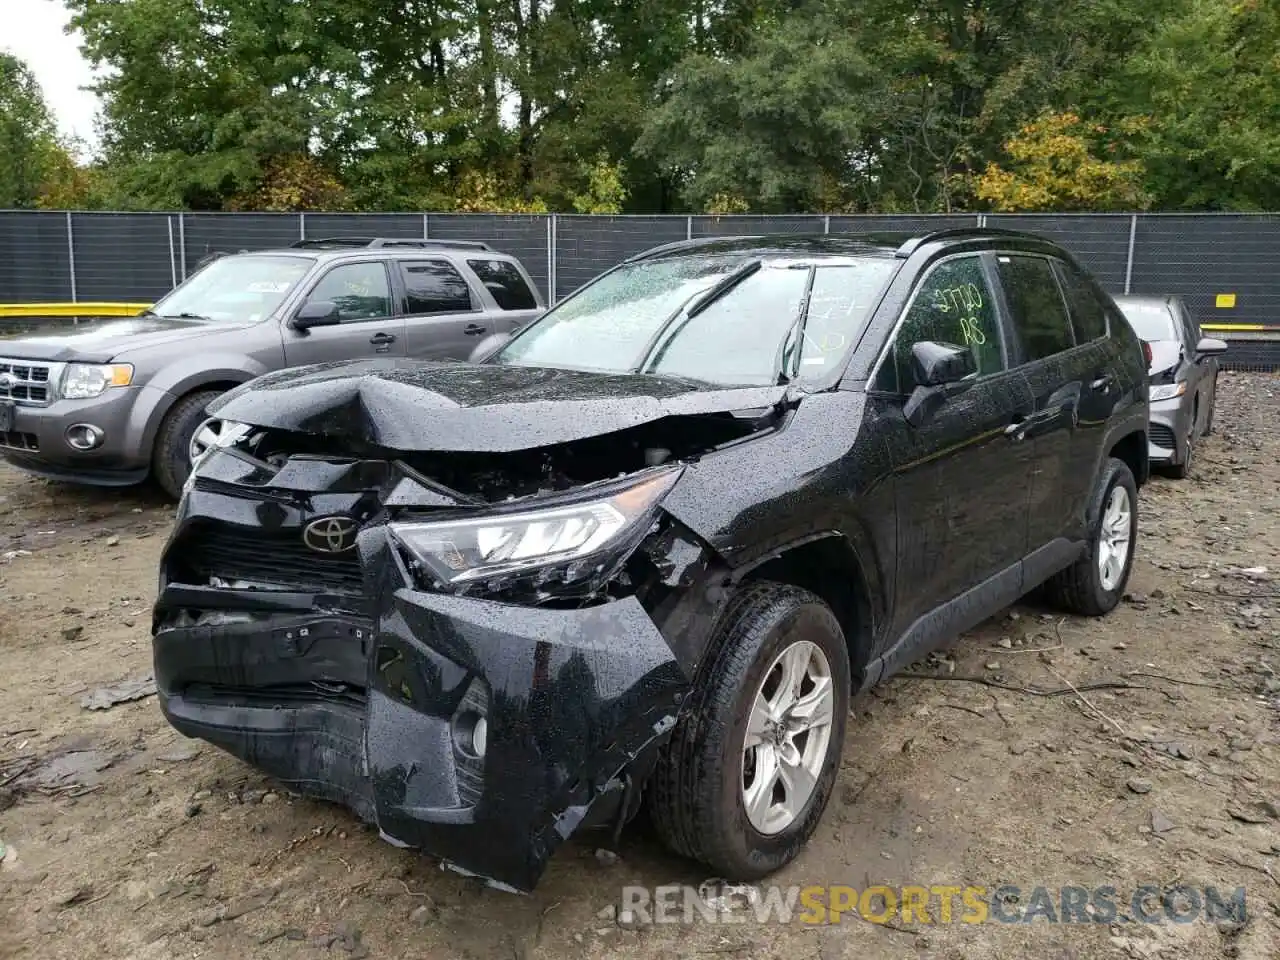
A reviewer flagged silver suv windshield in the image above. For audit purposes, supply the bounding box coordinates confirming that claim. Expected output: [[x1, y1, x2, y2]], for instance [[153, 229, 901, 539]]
[[150, 255, 313, 323], [494, 254, 899, 386]]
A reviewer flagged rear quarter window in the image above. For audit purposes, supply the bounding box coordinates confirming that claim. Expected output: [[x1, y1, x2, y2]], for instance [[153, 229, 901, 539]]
[[1052, 260, 1109, 342], [467, 259, 539, 310]]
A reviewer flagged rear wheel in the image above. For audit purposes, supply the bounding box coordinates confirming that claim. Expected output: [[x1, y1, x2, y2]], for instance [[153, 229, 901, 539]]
[[151, 390, 223, 499], [649, 582, 850, 880], [1045, 457, 1137, 616]]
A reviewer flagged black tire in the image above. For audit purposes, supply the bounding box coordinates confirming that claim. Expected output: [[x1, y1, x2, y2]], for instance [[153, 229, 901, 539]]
[[1045, 457, 1138, 616], [649, 582, 850, 880], [151, 390, 222, 499]]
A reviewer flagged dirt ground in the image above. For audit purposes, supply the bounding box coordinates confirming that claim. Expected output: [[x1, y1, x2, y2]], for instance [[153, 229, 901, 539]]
[[2, 373, 1279, 960]]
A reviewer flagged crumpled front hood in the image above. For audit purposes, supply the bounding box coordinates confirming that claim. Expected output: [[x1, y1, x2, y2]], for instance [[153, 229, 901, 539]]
[[209, 359, 790, 452], [0, 316, 251, 363], [1146, 339, 1183, 379]]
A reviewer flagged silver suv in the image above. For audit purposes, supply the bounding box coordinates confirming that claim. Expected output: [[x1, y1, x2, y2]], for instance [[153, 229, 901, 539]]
[[0, 238, 544, 497]]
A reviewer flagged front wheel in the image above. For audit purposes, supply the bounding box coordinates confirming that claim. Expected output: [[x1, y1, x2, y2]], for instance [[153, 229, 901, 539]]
[[1045, 457, 1138, 616], [151, 390, 224, 499], [649, 582, 850, 880]]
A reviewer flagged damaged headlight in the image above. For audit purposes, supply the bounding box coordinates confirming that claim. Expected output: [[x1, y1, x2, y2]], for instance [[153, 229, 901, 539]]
[[389, 465, 683, 592]]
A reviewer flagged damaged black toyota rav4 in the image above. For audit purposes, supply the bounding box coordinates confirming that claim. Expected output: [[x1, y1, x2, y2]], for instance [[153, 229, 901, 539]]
[[153, 230, 1149, 891]]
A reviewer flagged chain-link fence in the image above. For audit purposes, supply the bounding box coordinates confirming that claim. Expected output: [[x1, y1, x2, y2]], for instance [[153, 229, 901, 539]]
[[2, 210, 1278, 331]]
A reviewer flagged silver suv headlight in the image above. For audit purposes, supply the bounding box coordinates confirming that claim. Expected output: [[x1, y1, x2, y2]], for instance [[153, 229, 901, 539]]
[[61, 363, 134, 399], [389, 465, 683, 592]]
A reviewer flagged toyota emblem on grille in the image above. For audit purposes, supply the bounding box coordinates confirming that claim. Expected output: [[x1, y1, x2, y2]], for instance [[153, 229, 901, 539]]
[[303, 516, 359, 554]]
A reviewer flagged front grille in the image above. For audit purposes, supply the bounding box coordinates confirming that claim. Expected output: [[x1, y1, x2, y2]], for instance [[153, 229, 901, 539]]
[[177, 521, 365, 594], [0, 431, 38, 451], [0, 359, 54, 405], [1149, 423, 1176, 449]]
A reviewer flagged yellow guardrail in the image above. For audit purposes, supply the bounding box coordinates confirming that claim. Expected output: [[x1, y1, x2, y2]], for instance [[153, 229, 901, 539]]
[[1202, 323, 1267, 331], [0, 302, 152, 318]]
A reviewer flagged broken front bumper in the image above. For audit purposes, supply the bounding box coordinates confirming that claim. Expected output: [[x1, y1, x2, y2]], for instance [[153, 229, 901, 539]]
[[153, 473, 697, 892]]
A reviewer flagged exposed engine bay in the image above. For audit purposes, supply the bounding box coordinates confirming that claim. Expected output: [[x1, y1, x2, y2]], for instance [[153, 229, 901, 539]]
[[223, 407, 781, 504]]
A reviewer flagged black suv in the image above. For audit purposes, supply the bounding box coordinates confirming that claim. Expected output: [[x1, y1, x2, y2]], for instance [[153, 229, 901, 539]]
[[152, 230, 1149, 892]]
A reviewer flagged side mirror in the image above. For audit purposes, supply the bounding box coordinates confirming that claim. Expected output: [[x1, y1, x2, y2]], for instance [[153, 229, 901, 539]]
[[1195, 336, 1228, 357], [291, 300, 340, 330], [469, 331, 512, 363], [910, 340, 977, 388]]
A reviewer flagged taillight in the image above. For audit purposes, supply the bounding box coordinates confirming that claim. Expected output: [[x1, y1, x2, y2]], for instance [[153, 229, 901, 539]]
[[1141, 340, 1152, 367]]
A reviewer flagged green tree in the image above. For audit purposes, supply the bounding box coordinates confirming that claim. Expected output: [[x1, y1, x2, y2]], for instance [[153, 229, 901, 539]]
[[0, 52, 61, 207], [636, 8, 884, 212], [976, 112, 1150, 212], [638, 0, 1182, 213], [1107, 0, 1280, 210], [56, 0, 1280, 214]]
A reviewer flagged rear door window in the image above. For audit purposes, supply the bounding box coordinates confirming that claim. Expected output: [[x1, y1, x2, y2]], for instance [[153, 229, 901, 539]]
[[995, 255, 1075, 361], [398, 260, 474, 314], [467, 259, 539, 310], [1052, 260, 1109, 343]]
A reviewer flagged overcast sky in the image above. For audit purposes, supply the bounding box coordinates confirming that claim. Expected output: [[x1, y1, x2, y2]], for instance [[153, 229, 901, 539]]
[[2, 0, 101, 152]]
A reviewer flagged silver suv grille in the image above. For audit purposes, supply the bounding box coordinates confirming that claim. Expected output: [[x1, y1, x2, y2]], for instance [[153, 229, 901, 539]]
[[0, 359, 56, 406]]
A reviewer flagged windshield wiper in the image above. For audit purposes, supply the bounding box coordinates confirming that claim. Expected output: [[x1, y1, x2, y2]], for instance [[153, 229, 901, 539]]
[[631, 259, 763, 374], [685, 259, 762, 319], [772, 268, 817, 384], [156, 311, 211, 322]]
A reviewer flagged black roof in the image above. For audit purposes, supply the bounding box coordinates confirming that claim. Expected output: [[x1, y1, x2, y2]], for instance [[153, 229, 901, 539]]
[[626, 228, 1056, 263]]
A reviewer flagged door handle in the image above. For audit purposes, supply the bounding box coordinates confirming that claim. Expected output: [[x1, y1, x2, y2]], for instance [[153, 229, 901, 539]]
[[464, 324, 486, 336], [1005, 416, 1030, 442], [369, 332, 396, 346]]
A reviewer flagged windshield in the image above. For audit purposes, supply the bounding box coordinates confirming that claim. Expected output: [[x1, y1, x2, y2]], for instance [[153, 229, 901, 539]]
[[151, 255, 312, 323], [1118, 301, 1178, 341], [494, 255, 899, 386]]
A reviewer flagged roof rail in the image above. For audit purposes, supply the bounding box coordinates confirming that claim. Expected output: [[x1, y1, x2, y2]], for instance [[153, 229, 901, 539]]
[[290, 237, 493, 251], [624, 236, 764, 263], [893, 226, 1032, 258]]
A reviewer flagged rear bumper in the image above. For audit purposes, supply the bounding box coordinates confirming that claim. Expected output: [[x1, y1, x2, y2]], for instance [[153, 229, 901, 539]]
[[153, 478, 702, 891]]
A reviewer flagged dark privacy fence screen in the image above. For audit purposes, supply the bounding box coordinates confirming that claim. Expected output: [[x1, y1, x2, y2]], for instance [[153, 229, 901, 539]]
[[1, 211, 1278, 328]]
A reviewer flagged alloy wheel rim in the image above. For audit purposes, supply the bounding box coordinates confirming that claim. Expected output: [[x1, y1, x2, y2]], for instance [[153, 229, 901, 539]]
[[1097, 486, 1132, 591], [741, 639, 834, 835], [189, 418, 225, 463]]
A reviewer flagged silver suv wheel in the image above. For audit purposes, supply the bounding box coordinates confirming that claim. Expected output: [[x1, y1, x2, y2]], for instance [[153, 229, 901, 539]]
[[189, 418, 225, 463]]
